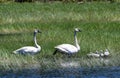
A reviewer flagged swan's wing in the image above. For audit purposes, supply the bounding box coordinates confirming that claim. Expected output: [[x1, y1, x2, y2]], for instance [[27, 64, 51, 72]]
[[13, 46, 38, 54], [55, 44, 78, 54]]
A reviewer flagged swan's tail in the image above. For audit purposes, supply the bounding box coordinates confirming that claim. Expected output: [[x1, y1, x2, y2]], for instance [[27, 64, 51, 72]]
[[13, 51, 18, 54]]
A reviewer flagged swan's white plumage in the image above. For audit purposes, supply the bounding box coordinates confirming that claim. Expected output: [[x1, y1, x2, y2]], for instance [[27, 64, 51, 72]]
[[104, 49, 110, 56], [53, 28, 81, 55], [99, 50, 104, 57], [87, 52, 100, 58], [87, 49, 110, 58], [55, 44, 78, 54], [13, 46, 41, 55], [13, 29, 41, 55]]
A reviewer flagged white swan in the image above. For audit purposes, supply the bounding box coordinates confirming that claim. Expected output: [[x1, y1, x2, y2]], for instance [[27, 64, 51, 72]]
[[99, 50, 104, 57], [104, 49, 110, 57], [87, 53, 100, 58], [87, 51, 100, 58], [13, 29, 41, 55], [53, 28, 81, 55]]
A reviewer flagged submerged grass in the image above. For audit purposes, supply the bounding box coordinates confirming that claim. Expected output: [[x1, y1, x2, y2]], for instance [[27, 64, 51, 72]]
[[0, 2, 120, 71]]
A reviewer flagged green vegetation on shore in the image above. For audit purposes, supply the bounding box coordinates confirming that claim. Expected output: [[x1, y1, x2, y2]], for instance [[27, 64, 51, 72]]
[[0, 2, 120, 71]]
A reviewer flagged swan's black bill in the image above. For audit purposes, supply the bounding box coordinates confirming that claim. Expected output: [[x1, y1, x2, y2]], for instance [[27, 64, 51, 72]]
[[78, 29, 81, 32], [38, 30, 42, 33]]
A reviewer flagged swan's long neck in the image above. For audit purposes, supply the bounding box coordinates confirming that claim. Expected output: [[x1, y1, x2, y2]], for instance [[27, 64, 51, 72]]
[[74, 31, 80, 50], [34, 32, 40, 49]]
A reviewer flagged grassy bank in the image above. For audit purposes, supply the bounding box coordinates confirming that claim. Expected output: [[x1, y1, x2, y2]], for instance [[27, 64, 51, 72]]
[[0, 2, 120, 71]]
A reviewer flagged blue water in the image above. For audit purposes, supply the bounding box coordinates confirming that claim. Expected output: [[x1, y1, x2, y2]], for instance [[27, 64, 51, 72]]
[[0, 67, 120, 78]]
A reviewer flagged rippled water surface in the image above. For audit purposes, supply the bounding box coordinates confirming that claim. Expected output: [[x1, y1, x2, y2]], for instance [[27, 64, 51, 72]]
[[0, 67, 120, 78]]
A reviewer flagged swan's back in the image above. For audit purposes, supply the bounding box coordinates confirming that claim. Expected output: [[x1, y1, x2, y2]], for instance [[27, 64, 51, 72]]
[[55, 44, 78, 54], [13, 46, 41, 55]]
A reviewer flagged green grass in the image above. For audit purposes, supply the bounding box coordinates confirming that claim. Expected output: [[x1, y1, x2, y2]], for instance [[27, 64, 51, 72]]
[[0, 2, 120, 71]]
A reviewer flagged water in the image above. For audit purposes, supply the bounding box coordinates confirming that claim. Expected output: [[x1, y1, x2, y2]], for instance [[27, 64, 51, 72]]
[[0, 67, 120, 78]]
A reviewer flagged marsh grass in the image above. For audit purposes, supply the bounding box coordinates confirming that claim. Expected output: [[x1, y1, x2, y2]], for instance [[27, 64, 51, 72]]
[[0, 2, 120, 71]]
